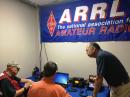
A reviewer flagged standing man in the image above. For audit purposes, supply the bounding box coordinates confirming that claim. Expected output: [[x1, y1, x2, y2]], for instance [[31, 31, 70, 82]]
[[86, 42, 130, 97]]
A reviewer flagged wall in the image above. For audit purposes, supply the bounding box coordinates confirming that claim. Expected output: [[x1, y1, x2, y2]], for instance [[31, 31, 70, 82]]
[[1, 0, 130, 81], [0, 0, 40, 77], [42, 41, 130, 79]]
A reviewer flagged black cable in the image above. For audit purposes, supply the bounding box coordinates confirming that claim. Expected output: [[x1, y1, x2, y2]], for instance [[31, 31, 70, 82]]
[[43, 43, 49, 62], [39, 43, 49, 72], [39, 43, 42, 72], [67, 87, 77, 92]]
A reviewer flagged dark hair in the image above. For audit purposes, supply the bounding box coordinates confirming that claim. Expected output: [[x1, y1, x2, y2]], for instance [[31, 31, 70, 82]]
[[44, 61, 58, 77], [32, 66, 40, 76], [90, 42, 101, 50]]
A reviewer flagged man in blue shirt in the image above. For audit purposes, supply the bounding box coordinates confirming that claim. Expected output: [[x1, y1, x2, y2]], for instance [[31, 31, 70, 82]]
[[86, 42, 130, 97]]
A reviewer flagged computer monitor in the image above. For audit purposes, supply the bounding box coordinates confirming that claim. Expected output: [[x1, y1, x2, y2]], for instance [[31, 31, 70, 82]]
[[54, 72, 69, 87]]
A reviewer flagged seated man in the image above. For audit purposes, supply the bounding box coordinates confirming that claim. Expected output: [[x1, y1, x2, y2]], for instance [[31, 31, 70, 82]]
[[0, 62, 33, 97], [27, 61, 72, 97]]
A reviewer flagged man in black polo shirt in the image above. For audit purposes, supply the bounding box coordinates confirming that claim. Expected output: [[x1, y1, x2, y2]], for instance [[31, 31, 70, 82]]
[[86, 42, 130, 97]]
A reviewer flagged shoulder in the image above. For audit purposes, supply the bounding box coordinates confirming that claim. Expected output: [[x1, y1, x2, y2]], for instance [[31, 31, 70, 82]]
[[97, 50, 111, 59], [54, 84, 64, 89], [53, 84, 71, 97], [0, 73, 10, 82], [30, 81, 43, 89], [0, 73, 4, 77], [53, 84, 67, 92], [0, 73, 7, 80], [98, 50, 106, 56], [12, 76, 21, 83], [28, 81, 42, 95]]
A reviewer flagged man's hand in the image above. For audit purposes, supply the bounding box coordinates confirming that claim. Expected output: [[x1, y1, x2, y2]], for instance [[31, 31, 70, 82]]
[[21, 78, 34, 85], [28, 79, 34, 84], [92, 75, 103, 97], [24, 82, 32, 89]]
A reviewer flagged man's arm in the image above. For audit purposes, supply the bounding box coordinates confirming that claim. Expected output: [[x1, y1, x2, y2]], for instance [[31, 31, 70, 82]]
[[20, 78, 34, 84], [14, 82, 31, 97], [14, 78, 34, 97], [14, 87, 26, 97], [93, 75, 103, 97]]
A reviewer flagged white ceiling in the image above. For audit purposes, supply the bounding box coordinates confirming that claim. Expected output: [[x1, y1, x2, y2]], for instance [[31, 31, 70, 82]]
[[27, 0, 58, 5], [23, 0, 77, 6]]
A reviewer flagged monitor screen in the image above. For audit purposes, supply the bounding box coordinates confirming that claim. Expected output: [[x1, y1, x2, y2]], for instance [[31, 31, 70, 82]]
[[54, 72, 69, 85]]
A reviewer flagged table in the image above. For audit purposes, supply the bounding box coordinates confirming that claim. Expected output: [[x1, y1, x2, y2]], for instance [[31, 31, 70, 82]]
[[67, 86, 110, 97], [27, 76, 110, 97]]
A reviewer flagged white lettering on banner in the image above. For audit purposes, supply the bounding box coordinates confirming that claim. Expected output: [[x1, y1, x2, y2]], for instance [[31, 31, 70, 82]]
[[74, 6, 88, 22], [110, 0, 124, 17], [59, 9, 71, 24], [90, 3, 107, 20], [88, 19, 124, 27], [55, 24, 130, 36], [59, 0, 125, 24], [67, 23, 86, 29], [127, 17, 130, 23]]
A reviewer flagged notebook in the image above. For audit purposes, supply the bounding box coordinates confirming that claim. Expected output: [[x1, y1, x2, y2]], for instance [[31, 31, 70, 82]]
[[54, 72, 69, 88]]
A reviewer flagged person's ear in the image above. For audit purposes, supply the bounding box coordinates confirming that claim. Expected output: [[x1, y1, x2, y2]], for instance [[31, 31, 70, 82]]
[[91, 46, 96, 52]]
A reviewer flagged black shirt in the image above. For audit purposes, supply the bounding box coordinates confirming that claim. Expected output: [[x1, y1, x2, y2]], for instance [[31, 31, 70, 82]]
[[0, 76, 21, 97], [96, 50, 129, 86]]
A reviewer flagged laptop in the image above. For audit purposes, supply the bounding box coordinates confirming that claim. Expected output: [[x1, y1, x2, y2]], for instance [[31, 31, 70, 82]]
[[54, 72, 69, 88]]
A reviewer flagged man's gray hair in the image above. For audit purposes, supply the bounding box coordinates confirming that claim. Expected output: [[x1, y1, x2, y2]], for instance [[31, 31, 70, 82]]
[[7, 61, 20, 70], [90, 42, 101, 50]]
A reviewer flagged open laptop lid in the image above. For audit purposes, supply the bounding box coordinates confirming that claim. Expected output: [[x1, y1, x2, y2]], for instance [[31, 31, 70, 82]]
[[54, 72, 69, 88]]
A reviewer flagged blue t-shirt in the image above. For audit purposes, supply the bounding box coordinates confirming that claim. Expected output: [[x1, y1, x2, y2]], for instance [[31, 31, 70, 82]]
[[96, 50, 129, 86]]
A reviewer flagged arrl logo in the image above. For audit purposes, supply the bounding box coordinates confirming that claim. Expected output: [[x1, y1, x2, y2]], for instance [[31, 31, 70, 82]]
[[47, 11, 57, 36]]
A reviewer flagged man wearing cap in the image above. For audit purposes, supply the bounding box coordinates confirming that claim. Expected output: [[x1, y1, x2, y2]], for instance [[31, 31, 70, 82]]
[[0, 62, 33, 97]]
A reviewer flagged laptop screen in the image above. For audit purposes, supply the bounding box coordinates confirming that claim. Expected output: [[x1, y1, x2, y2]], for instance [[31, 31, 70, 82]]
[[54, 72, 69, 85]]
